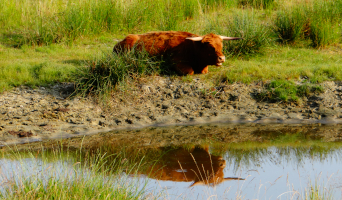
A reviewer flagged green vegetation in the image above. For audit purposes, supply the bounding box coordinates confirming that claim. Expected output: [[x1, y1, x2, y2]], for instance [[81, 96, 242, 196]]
[[0, 145, 150, 200], [223, 12, 272, 57], [2, 179, 143, 200], [238, 0, 275, 9], [273, 9, 305, 44], [209, 132, 342, 173], [217, 46, 342, 85], [1, 0, 342, 100], [0, 43, 93, 93], [74, 48, 163, 97], [305, 182, 333, 200], [256, 80, 324, 102], [309, 20, 340, 49]]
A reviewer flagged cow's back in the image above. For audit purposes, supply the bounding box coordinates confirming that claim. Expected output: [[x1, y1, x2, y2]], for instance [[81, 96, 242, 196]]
[[138, 31, 198, 55], [113, 31, 199, 55]]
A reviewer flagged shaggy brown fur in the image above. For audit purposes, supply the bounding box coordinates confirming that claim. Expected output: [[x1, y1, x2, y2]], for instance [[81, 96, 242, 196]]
[[113, 31, 242, 75]]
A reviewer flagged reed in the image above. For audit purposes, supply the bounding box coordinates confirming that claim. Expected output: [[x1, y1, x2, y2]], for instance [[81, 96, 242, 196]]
[[0, 0, 202, 46], [238, 0, 275, 9], [306, 0, 342, 48], [225, 12, 272, 57], [203, 11, 272, 57], [0, 145, 149, 200], [309, 20, 340, 49], [74, 47, 163, 98], [273, 9, 306, 44]]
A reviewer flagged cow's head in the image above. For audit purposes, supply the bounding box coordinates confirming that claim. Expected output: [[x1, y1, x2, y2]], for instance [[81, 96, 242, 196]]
[[188, 156, 244, 187], [186, 33, 242, 66]]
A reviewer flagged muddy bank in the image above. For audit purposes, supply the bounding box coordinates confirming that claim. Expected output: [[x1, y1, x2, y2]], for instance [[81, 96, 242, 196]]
[[1, 78, 342, 146], [3, 123, 342, 151]]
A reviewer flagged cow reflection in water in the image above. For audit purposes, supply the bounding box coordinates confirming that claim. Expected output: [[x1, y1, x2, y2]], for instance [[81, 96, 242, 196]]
[[140, 146, 244, 187]]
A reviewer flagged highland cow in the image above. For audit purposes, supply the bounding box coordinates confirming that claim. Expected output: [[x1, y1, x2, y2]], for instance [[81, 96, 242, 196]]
[[134, 146, 244, 187], [113, 31, 242, 75]]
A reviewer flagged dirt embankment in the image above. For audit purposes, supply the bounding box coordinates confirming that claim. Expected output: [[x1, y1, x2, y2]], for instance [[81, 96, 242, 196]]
[[3, 123, 342, 151], [1, 77, 342, 146]]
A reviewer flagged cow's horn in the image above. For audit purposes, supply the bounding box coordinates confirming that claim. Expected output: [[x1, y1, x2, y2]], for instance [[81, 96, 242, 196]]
[[220, 36, 243, 40], [189, 181, 204, 187], [186, 37, 203, 41], [223, 177, 245, 182]]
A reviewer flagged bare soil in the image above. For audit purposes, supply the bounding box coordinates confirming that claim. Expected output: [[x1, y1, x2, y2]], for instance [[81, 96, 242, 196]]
[[1, 77, 342, 146]]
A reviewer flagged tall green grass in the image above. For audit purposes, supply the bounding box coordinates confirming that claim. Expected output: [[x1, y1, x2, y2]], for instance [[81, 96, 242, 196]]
[[1, 0, 340, 49], [1, 0, 239, 46], [304, 180, 334, 200], [201, 0, 238, 9], [309, 20, 340, 48], [273, 9, 305, 44], [238, 0, 275, 9], [0, 146, 149, 200], [2, 178, 143, 200], [203, 11, 272, 57], [306, 0, 342, 48], [272, 0, 342, 48], [224, 12, 272, 57], [74, 48, 163, 98]]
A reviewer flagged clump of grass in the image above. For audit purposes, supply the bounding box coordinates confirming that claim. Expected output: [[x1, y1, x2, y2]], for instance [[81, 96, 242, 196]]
[[273, 9, 305, 44], [256, 80, 324, 103], [223, 12, 272, 57], [74, 48, 163, 97], [182, 75, 193, 83], [308, 66, 342, 83], [0, 145, 149, 200], [309, 20, 340, 49], [303, 179, 334, 200], [303, 0, 342, 48], [1, 178, 142, 200], [271, 0, 342, 48]]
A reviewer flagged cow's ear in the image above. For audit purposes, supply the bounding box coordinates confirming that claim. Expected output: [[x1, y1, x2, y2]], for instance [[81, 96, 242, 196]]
[[189, 181, 204, 187], [186, 37, 203, 41], [220, 36, 243, 40]]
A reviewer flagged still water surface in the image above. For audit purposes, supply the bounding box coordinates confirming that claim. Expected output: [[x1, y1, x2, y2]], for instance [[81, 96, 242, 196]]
[[135, 146, 342, 199], [1, 124, 342, 199]]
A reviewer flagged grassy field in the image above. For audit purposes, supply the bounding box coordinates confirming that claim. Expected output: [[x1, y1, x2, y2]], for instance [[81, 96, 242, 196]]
[[0, 0, 342, 96]]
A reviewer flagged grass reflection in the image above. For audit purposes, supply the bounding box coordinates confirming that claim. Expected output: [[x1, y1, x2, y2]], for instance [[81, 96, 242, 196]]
[[210, 133, 342, 172], [0, 145, 150, 199], [1, 129, 342, 199]]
